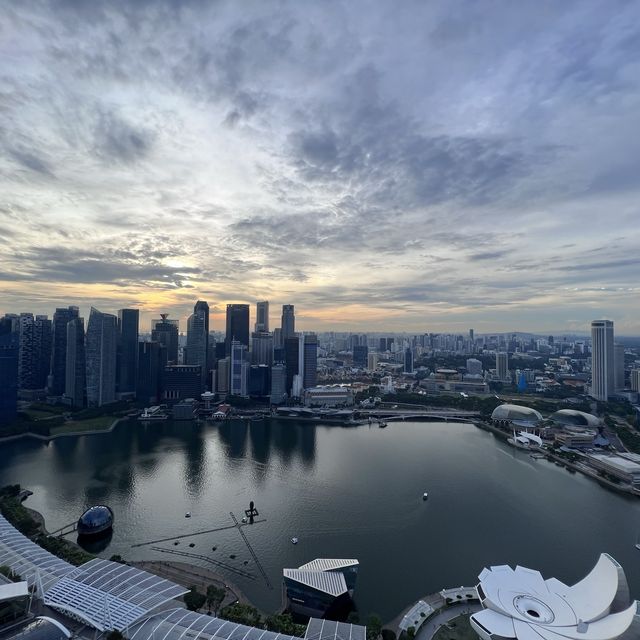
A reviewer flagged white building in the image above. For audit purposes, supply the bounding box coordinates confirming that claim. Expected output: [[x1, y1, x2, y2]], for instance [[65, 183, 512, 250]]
[[591, 319, 614, 401], [496, 352, 509, 381], [303, 386, 354, 407]]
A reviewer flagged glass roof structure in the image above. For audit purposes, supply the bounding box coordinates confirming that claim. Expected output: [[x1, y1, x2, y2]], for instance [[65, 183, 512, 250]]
[[0, 617, 71, 640], [304, 619, 366, 640], [129, 608, 302, 640], [43, 558, 188, 632], [0, 514, 74, 593]]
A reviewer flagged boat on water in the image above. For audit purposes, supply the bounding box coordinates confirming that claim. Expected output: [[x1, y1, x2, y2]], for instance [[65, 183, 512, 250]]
[[423, 492, 429, 500], [291, 537, 299, 544], [250, 414, 264, 422], [378, 421, 387, 428], [185, 512, 191, 518], [139, 406, 169, 421], [507, 430, 543, 450]]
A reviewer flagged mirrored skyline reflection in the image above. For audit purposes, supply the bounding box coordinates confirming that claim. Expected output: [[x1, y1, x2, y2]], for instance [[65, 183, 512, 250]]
[[1, 1, 639, 333]]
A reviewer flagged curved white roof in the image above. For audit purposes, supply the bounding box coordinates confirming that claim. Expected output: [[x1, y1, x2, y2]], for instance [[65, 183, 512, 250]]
[[43, 558, 188, 632], [550, 410, 602, 428], [129, 608, 301, 640], [471, 553, 640, 640], [491, 404, 543, 422]]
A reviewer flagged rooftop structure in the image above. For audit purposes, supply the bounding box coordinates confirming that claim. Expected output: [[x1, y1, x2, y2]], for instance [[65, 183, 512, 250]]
[[304, 619, 366, 640], [43, 558, 188, 631], [471, 553, 639, 640], [1, 617, 72, 640], [491, 404, 543, 425], [549, 409, 602, 428], [128, 608, 300, 640]]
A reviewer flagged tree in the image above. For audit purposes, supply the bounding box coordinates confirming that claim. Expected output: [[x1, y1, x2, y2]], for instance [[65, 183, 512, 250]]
[[220, 603, 261, 627], [366, 614, 383, 640], [206, 584, 226, 615], [381, 630, 396, 640], [184, 586, 206, 611], [347, 612, 361, 625], [106, 632, 124, 640], [406, 627, 415, 639], [109, 554, 126, 564]]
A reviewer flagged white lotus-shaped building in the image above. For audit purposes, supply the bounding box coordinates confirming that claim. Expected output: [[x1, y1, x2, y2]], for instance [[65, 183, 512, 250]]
[[470, 554, 639, 640]]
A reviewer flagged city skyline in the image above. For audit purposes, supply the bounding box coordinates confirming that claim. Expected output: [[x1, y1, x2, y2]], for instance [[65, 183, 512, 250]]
[[2, 2, 640, 332]]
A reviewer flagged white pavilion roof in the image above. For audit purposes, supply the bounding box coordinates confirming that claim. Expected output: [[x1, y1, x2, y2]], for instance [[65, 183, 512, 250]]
[[43, 558, 188, 631], [298, 559, 359, 572], [471, 553, 640, 640]]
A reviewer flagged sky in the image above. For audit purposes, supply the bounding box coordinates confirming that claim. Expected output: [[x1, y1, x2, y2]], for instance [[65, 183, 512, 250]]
[[1, 1, 639, 335]]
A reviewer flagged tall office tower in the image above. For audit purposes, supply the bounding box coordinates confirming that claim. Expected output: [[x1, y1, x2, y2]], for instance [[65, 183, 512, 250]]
[[225, 304, 250, 355], [217, 357, 230, 394], [137, 341, 162, 403], [591, 320, 614, 401], [151, 314, 179, 364], [187, 301, 209, 389], [631, 369, 640, 393], [367, 352, 379, 371], [117, 309, 139, 394], [249, 365, 270, 397], [85, 307, 117, 407], [469, 329, 474, 343], [496, 352, 509, 381], [49, 306, 79, 395], [230, 340, 249, 397], [64, 317, 85, 408], [251, 331, 274, 366], [270, 363, 287, 404], [273, 328, 283, 349], [284, 336, 299, 395], [163, 365, 202, 401], [255, 301, 269, 332], [303, 333, 318, 389], [353, 345, 368, 368], [18, 314, 52, 391], [379, 338, 387, 351], [404, 347, 414, 374], [281, 304, 295, 340], [614, 343, 625, 390], [466, 358, 483, 376], [0, 317, 19, 425]]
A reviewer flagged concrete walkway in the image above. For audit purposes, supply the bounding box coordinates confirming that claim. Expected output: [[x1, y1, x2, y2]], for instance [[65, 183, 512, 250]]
[[415, 604, 482, 640]]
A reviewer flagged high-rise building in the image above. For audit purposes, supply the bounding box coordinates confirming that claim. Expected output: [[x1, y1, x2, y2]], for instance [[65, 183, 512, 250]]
[[614, 343, 625, 390], [248, 364, 270, 397], [226, 304, 250, 354], [591, 320, 614, 401], [137, 341, 163, 404], [496, 352, 509, 381], [0, 317, 19, 425], [163, 364, 202, 401], [469, 329, 474, 342], [404, 348, 414, 374], [353, 345, 368, 368], [49, 306, 79, 396], [186, 301, 209, 389], [152, 315, 179, 364], [117, 309, 139, 394], [270, 363, 287, 404], [303, 333, 318, 390], [367, 352, 379, 371], [230, 340, 249, 397], [85, 307, 117, 407], [466, 358, 483, 376], [284, 336, 299, 395], [217, 357, 230, 394], [281, 305, 295, 340], [255, 301, 269, 332], [65, 317, 85, 408], [631, 369, 640, 393], [273, 327, 283, 350], [251, 331, 274, 366], [18, 313, 52, 390]]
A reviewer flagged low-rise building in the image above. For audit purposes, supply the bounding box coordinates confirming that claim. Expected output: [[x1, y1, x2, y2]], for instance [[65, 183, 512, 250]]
[[303, 385, 354, 407], [586, 452, 640, 486]]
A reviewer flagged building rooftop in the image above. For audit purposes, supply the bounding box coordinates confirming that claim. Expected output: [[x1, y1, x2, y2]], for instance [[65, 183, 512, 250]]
[[304, 619, 366, 640], [298, 559, 359, 572], [283, 569, 348, 597]]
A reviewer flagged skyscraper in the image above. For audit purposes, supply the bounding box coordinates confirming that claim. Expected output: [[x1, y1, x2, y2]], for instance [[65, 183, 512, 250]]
[[281, 304, 295, 340], [49, 306, 79, 396], [404, 347, 414, 374], [0, 316, 19, 425], [152, 314, 179, 364], [591, 320, 614, 401], [225, 304, 250, 354], [255, 301, 269, 332], [230, 340, 249, 397], [284, 336, 299, 395], [137, 341, 163, 403], [65, 317, 85, 408], [496, 352, 509, 381], [85, 307, 117, 407], [303, 333, 318, 389], [187, 301, 209, 389], [614, 343, 625, 390], [251, 331, 274, 366], [18, 313, 52, 391], [117, 309, 139, 394], [270, 363, 287, 404], [353, 345, 368, 368]]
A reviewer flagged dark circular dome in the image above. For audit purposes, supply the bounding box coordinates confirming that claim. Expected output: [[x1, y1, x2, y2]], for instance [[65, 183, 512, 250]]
[[77, 505, 113, 536]]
